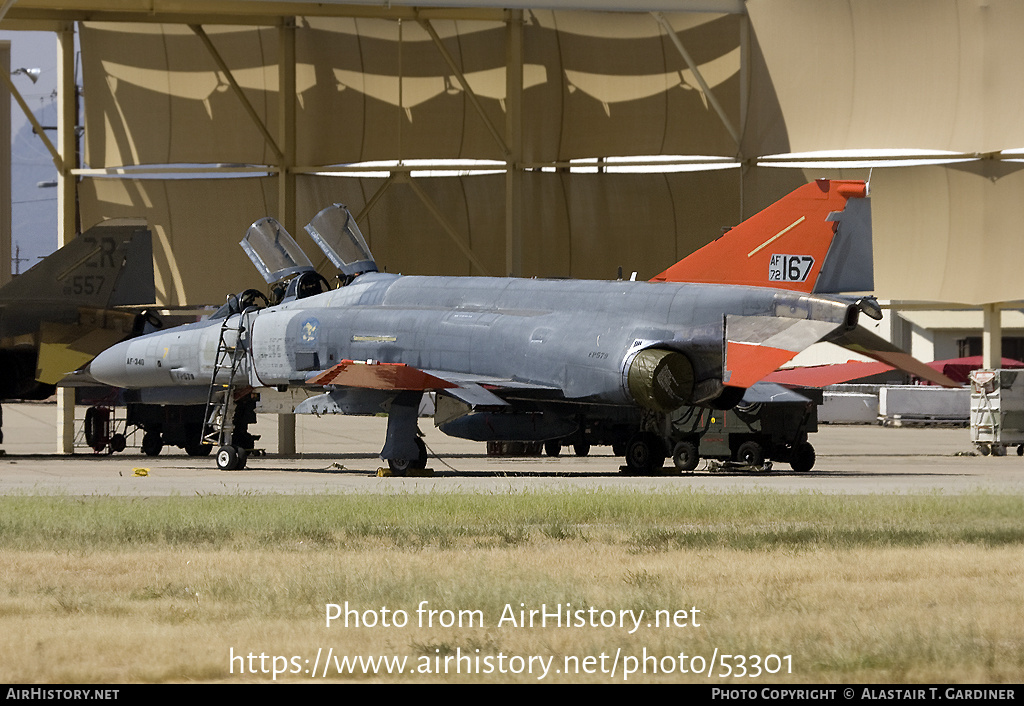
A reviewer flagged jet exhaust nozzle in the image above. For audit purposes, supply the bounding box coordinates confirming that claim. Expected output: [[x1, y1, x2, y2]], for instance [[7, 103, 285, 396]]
[[626, 348, 694, 412]]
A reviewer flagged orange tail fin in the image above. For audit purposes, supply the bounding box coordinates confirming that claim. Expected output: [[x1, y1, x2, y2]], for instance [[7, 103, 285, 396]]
[[651, 179, 871, 294]]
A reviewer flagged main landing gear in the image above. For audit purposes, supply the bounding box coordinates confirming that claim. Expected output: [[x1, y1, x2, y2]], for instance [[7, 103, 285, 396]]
[[380, 391, 430, 476], [624, 431, 667, 475], [616, 400, 819, 475]]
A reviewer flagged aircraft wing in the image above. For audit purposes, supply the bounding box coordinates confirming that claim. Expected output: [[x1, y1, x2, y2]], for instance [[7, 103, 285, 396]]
[[307, 360, 458, 390], [36, 315, 139, 385], [306, 359, 560, 407]]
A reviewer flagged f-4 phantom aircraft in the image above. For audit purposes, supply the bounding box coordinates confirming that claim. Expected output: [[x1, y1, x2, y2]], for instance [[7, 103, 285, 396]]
[[0, 220, 153, 443], [89, 179, 954, 472]]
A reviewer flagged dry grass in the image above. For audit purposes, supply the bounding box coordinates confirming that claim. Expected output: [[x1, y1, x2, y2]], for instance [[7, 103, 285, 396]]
[[0, 491, 1021, 683]]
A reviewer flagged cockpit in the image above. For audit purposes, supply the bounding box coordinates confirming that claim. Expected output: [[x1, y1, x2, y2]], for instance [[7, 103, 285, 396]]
[[210, 288, 270, 320], [212, 204, 378, 318], [303, 202, 378, 285], [280, 271, 331, 302]]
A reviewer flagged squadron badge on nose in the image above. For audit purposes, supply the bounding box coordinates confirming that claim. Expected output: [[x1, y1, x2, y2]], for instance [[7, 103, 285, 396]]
[[300, 318, 320, 345]]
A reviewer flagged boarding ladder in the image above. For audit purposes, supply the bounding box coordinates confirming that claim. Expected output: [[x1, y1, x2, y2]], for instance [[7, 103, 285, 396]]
[[202, 311, 250, 451]]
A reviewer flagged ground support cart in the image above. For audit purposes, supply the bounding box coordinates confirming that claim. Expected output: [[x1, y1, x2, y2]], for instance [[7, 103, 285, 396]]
[[665, 390, 822, 473], [970, 369, 1024, 457]]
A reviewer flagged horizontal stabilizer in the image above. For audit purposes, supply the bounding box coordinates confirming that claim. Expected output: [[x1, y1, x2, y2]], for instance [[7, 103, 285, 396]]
[[724, 315, 846, 388], [827, 327, 960, 388], [764, 361, 894, 387]]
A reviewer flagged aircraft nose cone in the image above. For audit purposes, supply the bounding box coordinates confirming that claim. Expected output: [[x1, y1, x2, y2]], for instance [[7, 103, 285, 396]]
[[89, 340, 132, 388]]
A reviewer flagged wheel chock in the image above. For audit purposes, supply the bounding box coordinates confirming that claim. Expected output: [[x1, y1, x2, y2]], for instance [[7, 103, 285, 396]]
[[376, 467, 434, 477]]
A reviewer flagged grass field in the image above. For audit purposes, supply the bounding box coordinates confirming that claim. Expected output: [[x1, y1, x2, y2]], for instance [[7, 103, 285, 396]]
[[1, 489, 1021, 683]]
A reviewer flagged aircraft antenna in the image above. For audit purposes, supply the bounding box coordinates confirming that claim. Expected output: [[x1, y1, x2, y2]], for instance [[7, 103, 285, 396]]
[[12, 243, 30, 276]]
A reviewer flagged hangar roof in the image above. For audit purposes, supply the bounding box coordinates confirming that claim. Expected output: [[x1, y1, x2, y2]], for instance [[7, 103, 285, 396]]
[[1, 0, 744, 25]]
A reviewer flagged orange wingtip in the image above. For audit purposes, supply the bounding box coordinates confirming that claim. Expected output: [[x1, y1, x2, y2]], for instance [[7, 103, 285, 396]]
[[307, 359, 457, 390]]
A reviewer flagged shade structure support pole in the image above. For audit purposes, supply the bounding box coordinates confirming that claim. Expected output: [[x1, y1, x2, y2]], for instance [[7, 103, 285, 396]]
[[56, 25, 76, 454], [983, 303, 1003, 371], [505, 9, 523, 277], [0, 42, 10, 291], [277, 18, 298, 455]]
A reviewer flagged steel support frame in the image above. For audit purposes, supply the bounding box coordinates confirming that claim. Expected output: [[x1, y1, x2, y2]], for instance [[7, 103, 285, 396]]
[[0, 42, 10, 293]]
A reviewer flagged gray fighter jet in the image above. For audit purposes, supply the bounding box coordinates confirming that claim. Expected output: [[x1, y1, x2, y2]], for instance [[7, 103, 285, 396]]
[[88, 179, 954, 472], [0, 220, 153, 443]]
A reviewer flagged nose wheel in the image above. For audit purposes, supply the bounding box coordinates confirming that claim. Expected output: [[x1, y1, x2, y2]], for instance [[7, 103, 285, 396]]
[[216, 445, 248, 470]]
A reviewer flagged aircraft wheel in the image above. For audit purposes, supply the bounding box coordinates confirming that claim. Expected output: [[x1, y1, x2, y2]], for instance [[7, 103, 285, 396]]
[[573, 441, 591, 457], [186, 442, 213, 457], [216, 445, 246, 471], [109, 433, 127, 454], [1018, 445, 1024, 457], [544, 440, 562, 457], [625, 433, 666, 475], [388, 438, 427, 476], [789, 442, 816, 472], [141, 431, 163, 457], [387, 458, 411, 476], [736, 440, 765, 467], [672, 441, 699, 472]]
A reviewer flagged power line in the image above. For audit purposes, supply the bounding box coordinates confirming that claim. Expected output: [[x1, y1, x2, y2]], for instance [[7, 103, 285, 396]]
[[12, 196, 57, 205]]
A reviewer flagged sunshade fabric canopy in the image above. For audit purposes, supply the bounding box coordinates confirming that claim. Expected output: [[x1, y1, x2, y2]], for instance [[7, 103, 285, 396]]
[[6, 0, 1024, 306], [79, 11, 742, 168]]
